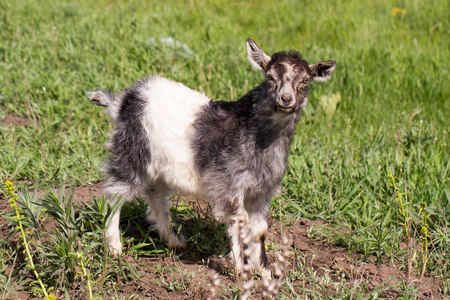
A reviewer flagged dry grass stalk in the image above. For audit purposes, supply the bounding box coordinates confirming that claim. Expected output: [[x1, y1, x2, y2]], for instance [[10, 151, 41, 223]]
[[236, 205, 258, 299], [262, 235, 293, 298], [207, 272, 221, 300], [207, 204, 294, 299]]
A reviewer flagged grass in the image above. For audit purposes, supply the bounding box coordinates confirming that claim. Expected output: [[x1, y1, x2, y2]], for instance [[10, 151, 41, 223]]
[[0, 0, 449, 298]]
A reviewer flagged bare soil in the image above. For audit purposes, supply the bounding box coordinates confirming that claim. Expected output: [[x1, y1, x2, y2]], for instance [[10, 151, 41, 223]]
[[1, 114, 30, 127], [0, 184, 445, 299]]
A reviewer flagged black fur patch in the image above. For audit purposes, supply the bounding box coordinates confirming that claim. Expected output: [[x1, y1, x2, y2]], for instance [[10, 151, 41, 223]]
[[106, 88, 151, 186], [267, 50, 310, 75], [260, 235, 268, 268], [193, 95, 254, 173], [243, 244, 249, 265], [191, 50, 320, 217], [192, 83, 300, 215], [193, 87, 291, 173], [311, 60, 336, 78]]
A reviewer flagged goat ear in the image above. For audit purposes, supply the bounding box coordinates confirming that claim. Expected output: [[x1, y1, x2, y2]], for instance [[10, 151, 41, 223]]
[[246, 38, 271, 72], [309, 60, 336, 82]]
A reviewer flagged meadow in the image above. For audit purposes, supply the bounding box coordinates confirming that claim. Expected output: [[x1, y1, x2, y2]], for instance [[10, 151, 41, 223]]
[[0, 0, 449, 298]]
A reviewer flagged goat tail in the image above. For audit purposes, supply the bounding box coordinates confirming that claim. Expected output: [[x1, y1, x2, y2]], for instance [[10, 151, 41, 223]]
[[87, 89, 120, 121]]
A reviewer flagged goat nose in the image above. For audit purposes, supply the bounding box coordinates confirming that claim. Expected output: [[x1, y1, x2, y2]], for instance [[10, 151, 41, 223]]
[[281, 95, 292, 104]]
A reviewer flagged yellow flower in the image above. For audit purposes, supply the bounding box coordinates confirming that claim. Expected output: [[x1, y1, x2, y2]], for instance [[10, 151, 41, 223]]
[[45, 294, 57, 300], [391, 7, 407, 16], [5, 180, 13, 190]]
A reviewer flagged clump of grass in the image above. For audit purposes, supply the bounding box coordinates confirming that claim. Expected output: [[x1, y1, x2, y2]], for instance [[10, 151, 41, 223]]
[[153, 263, 195, 293], [2, 184, 141, 298]]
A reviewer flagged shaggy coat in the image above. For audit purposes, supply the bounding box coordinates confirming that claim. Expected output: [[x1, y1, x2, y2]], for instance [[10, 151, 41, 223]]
[[88, 38, 336, 276]]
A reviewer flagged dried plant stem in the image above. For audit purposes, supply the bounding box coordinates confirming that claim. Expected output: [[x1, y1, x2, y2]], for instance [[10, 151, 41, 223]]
[[236, 205, 258, 299], [419, 199, 429, 280], [406, 219, 411, 284], [208, 205, 294, 299], [262, 235, 293, 298], [207, 272, 221, 300], [389, 168, 412, 284]]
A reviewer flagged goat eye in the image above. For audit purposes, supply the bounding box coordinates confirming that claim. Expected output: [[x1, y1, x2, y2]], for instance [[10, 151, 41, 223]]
[[266, 75, 274, 81], [303, 78, 309, 84]]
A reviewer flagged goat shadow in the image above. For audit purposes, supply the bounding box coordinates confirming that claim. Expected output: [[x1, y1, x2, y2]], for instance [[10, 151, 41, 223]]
[[119, 196, 230, 273]]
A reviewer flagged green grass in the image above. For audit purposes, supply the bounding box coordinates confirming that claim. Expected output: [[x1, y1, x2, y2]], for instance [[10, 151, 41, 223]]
[[0, 0, 449, 298]]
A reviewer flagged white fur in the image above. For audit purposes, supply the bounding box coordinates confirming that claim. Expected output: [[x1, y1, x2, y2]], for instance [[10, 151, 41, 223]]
[[86, 90, 121, 121], [247, 212, 268, 271], [140, 76, 210, 197], [104, 181, 137, 254], [144, 182, 187, 248], [313, 75, 332, 82], [281, 62, 295, 79], [103, 77, 210, 254]]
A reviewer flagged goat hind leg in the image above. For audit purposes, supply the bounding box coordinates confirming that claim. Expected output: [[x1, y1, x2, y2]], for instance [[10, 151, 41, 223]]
[[104, 182, 134, 254], [145, 184, 186, 249]]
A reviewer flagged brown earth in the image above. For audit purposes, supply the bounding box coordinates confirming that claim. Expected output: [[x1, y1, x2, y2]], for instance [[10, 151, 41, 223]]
[[1, 114, 30, 127], [0, 183, 446, 299]]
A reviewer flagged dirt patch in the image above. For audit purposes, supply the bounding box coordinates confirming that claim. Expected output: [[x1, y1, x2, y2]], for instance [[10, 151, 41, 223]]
[[0, 183, 445, 299], [33, 183, 104, 202], [1, 114, 30, 126], [274, 220, 442, 299]]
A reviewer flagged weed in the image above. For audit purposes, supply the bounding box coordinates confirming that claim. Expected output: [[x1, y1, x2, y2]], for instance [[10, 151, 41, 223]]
[[70, 252, 96, 300], [418, 199, 430, 280], [4, 181, 55, 299], [388, 168, 412, 283], [154, 264, 194, 293], [1, 184, 142, 298]]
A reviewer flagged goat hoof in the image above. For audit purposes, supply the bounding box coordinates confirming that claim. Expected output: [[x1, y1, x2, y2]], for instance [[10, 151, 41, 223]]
[[168, 234, 187, 249], [261, 268, 272, 279], [107, 236, 123, 255]]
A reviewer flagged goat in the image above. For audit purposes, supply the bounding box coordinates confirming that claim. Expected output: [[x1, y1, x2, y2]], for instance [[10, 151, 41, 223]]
[[87, 38, 336, 276]]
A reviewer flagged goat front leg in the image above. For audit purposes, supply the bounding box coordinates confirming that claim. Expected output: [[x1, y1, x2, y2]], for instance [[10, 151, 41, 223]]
[[247, 212, 271, 278], [227, 204, 249, 274], [227, 203, 271, 278]]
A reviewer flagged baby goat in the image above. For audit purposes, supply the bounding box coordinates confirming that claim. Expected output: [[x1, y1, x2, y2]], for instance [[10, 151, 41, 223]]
[[88, 38, 336, 276]]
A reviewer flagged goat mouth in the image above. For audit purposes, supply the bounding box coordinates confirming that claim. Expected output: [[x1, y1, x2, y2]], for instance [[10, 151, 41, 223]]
[[277, 106, 295, 113], [276, 99, 295, 113]]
